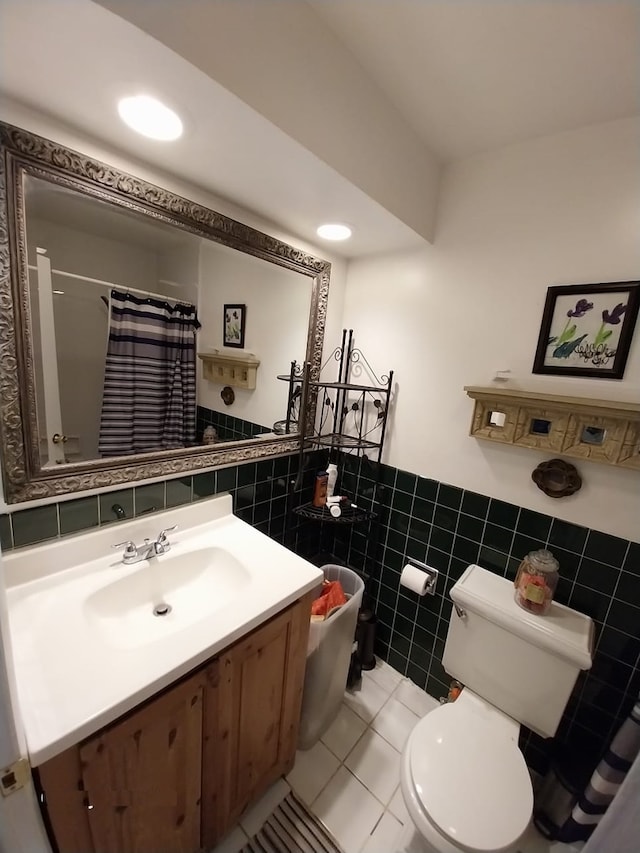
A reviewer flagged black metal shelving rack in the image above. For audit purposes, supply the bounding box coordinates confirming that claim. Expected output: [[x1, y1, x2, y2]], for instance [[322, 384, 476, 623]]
[[279, 330, 393, 584]]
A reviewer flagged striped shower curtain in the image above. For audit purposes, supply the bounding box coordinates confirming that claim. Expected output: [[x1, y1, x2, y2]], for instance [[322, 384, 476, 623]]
[[557, 693, 640, 843], [98, 290, 200, 457]]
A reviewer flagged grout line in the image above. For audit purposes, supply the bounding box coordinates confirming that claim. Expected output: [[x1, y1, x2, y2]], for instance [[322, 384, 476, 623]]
[[568, 574, 629, 603], [569, 540, 625, 735], [405, 599, 419, 678], [306, 758, 341, 810], [240, 646, 599, 853], [477, 500, 490, 563], [298, 677, 427, 853], [341, 741, 398, 811], [384, 522, 403, 666], [423, 503, 461, 684], [367, 810, 385, 844], [567, 527, 592, 601], [618, 539, 631, 575], [597, 564, 626, 643], [505, 505, 520, 570]]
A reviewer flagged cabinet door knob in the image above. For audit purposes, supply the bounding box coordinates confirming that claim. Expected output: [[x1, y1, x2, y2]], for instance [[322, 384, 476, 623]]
[[52, 433, 67, 444]]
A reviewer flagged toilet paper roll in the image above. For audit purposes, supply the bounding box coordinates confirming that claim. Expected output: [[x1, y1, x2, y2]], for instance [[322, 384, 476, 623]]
[[400, 563, 431, 596]]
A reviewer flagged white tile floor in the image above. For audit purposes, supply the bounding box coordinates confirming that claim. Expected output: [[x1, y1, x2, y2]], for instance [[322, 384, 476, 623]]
[[212, 662, 584, 853]]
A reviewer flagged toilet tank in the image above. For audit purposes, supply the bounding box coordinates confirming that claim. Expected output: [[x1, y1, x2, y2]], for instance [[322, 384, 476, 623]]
[[443, 565, 593, 738]]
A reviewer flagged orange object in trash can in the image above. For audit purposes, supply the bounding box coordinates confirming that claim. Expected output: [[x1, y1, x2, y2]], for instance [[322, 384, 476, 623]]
[[311, 580, 347, 619]]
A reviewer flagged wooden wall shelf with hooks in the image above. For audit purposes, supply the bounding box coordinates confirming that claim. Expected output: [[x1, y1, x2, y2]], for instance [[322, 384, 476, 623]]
[[464, 386, 640, 470]]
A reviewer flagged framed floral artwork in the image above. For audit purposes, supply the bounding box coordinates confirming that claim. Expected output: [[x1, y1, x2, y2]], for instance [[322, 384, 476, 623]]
[[532, 282, 640, 379], [223, 303, 246, 348]]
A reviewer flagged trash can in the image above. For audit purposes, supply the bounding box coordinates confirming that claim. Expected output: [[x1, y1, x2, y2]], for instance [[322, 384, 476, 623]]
[[298, 564, 364, 750], [533, 747, 593, 840]]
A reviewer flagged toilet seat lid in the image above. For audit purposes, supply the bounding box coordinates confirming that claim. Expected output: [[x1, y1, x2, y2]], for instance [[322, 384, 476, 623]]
[[409, 704, 532, 852]]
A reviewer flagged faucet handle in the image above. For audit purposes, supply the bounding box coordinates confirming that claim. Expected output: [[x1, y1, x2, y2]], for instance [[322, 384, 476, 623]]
[[157, 525, 177, 545], [113, 540, 138, 559]]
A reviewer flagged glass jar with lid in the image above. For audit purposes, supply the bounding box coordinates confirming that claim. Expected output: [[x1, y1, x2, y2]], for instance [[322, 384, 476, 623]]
[[514, 549, 559, 616]]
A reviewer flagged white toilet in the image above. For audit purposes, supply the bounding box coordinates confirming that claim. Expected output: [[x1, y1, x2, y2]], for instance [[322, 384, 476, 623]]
[[400, 564, 594, 853]]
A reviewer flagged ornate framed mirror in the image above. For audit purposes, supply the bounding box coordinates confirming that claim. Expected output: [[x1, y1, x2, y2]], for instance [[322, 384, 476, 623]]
[[0, 122, 329, 504]]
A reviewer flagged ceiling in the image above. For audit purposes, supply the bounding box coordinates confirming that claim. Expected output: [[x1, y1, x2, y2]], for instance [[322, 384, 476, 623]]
[[26, 176, 197, 254], [1, 0, 638, 259], [308, 0, 639, 162]]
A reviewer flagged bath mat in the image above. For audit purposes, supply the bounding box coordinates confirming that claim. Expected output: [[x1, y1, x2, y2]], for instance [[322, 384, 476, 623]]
[[240, 791, 344, 853]]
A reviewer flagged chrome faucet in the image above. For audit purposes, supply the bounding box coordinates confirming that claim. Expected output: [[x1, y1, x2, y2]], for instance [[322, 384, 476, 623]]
[[113, 526, 177, 565]]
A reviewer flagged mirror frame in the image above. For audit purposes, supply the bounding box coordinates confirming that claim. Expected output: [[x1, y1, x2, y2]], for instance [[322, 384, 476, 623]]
[[0, 122, 329, 504]]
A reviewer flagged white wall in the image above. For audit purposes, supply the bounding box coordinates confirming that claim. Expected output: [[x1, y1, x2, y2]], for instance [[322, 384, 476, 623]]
[[0, 99, 347, 511], [0, 96, 347, 853], [0, 95, 346, 850], [27, 218, 160, 460], [0, 99, 347, 299], [157, 242, 200, 307], [342, 118, 640, 542], [27, 217, 161, 291], [25, 218, 200, 463], [197, 241, 312, 431], [97, 0, 440, 242]]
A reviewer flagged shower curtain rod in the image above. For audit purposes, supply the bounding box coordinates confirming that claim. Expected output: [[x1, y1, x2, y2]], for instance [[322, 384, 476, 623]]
[[27, 264, 195, 306]]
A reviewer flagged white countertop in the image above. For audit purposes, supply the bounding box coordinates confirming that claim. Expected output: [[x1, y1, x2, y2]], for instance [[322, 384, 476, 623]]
[[4, 495, 323, 766]]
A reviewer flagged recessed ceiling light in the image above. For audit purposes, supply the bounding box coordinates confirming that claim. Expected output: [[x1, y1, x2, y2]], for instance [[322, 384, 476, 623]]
[[316, 223, 352, 241], [117, 95, 183, 141]]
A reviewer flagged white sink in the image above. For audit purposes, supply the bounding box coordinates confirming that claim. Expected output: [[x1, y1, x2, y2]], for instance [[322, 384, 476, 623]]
[[4, 493, 323, 765], [84, 547, 252, 649]]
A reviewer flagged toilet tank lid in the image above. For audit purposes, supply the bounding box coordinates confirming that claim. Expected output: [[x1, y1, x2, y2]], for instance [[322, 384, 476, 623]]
[[451, 565, 593, 670]]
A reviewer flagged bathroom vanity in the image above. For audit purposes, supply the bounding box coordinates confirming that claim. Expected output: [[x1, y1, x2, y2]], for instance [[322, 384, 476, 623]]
[[37, 595, 311, 851], [4, 494, 322, 852]]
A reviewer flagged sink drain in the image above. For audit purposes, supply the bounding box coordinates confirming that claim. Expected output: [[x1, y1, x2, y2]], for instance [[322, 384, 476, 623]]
[[153, 602, 172, 617]]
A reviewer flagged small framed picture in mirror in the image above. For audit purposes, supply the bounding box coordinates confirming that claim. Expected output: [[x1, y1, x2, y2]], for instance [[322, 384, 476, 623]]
[[223, 303, 246, 348]]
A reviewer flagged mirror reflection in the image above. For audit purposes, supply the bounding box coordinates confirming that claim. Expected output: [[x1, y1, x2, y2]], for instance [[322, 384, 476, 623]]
[[24, 175, 311, 467]]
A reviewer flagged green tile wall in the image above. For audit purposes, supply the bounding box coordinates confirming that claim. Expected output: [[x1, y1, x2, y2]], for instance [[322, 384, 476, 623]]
[[59, 496, 99, 536], [313, 454, 639, 779], [2, 449, 637, 786], [0, 457, 297, 551], [196, 405, 270, 443]]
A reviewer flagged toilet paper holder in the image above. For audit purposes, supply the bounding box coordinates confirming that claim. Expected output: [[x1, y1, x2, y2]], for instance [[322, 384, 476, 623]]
[[404, 559, 438, 595]]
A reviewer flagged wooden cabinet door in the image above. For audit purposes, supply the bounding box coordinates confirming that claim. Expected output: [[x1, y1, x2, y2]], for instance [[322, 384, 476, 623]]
[[38, 596, 312, 852], [37, 747, 95, 853], [201, 593, 312, 847], [78, 671, 205, 853]]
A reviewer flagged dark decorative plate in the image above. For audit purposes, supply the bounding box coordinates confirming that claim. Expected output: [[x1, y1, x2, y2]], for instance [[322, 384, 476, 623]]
[[220, 385, 235, 406], [532, 458, 582, 498]]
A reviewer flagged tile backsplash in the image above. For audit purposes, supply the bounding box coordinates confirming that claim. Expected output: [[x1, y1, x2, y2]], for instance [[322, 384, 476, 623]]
[[295, 452, 639, 778], [0, 456, 292, 551], [196, 405, 270, 444], [1, 450, 638, 782]]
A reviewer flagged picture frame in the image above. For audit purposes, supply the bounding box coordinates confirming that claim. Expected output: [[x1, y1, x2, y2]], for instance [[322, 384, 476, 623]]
[[532, 282, 640, 379], [223, 303, 246, 348]]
